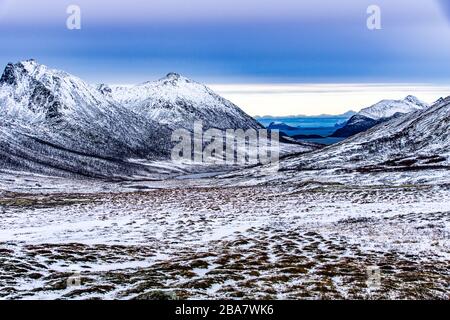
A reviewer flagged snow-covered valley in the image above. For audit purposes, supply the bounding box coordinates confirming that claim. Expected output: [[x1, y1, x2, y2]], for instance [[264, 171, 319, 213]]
[[0, 180, 449, 300]]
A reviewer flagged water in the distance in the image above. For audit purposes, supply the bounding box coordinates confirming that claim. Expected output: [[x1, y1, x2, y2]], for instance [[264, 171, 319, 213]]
[[257, 116, 350, 145]]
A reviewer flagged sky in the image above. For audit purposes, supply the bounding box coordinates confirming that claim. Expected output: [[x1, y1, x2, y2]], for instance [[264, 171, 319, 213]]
[[1, 0, 450, 115]]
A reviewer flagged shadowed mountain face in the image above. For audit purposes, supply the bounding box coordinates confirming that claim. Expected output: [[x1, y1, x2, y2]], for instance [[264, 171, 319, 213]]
[[0, 60, 263, 178], [330, 114, 381, 138]]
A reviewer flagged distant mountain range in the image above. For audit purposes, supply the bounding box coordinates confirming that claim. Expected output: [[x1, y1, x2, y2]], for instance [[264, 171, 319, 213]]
[[266, 122, 300, 131], [255, 110, 356, 119]]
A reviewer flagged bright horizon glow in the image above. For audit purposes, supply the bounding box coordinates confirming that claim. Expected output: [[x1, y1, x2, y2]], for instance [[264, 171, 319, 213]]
[[209, 83, 450, 116]]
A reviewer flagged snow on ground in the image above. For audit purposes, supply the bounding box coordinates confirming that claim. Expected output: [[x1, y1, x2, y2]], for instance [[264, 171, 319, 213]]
[[0, 178, 449, 300]]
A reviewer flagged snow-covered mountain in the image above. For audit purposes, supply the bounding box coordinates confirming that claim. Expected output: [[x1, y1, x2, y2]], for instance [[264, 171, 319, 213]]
[[359, 95, 428, 120], [0, 60, 260, 178], [331, 95, 428, 138], [100, 72, 262, 131], [0, 60, 312, 178], [282, 96, 450, 171]]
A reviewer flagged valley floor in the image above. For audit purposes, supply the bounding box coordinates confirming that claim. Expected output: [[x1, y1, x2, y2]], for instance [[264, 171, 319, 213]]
[[0, 181, 449, 299]]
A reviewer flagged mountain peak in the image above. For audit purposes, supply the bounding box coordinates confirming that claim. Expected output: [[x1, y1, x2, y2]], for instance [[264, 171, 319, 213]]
[[404, 94, 419, 101], [0, 59, 48, 86], [434, 96, 450, 106], [20, 58, 38, 65], [165, 72, 181, 80], [19, 59, 40, 71], [404, 95, 428, 108], [156, 72, 194, 86]]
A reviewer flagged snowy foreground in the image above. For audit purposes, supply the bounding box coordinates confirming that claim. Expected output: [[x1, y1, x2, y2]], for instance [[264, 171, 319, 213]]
[[0, 170, 449, 300]]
